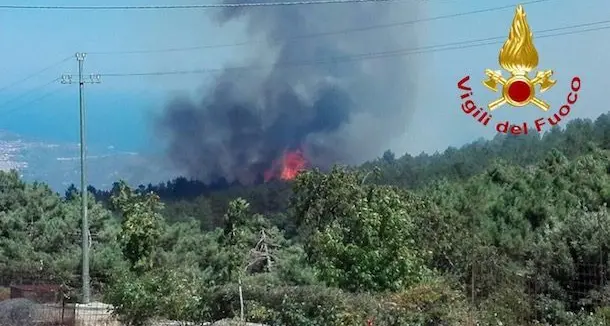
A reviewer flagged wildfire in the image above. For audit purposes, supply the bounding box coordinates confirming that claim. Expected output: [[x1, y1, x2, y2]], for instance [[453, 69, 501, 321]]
[[264, 149, 308, 182]]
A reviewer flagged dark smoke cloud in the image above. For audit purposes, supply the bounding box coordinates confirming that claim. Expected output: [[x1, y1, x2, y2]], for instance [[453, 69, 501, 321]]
[[158, 0, 425, 184]]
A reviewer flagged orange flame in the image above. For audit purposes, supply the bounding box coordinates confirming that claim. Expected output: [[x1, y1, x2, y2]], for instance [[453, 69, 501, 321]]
[[264, 149, 308, 182]]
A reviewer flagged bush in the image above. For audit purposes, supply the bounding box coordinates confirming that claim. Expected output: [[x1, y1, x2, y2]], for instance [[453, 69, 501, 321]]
[[155, 267, 206, 323], [379, 279, 469, 326], [477, 284, 533, 326], [196, 281, 469, 326], [200, 285, 360, 326], [103, 271, 161, 326], [103, 267, 207, 326]]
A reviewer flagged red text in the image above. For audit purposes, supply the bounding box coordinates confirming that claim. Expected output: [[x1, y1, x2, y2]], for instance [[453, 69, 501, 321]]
[[534, 76, 581, 132], [457, 76, 492, 126]]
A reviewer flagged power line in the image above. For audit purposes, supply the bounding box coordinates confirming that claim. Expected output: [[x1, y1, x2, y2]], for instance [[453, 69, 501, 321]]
[[0, 84, 68, 118], [0, 0, 413, 10], [0, 56, 71, 94], [0, 1, 587, 116], [90, 0, 553, 55], [0, 78, 61, 109], [100, 20, 610, 77]]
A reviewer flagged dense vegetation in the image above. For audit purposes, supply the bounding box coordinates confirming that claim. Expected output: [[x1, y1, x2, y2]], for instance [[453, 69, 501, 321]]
[[1, 113, 610, 325]]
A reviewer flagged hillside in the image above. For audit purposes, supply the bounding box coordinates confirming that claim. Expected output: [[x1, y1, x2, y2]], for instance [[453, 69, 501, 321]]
[[0, 112, 609, 325], [89, 113, 610, 232]]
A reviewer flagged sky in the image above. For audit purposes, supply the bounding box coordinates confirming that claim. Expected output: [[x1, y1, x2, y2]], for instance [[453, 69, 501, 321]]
[[0, 0, 606, 159]]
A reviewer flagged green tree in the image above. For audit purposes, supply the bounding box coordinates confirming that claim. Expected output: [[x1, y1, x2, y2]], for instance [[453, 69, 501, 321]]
[[216, 198, 251, 283], [292, 166, 430, 292], [110, 180, 165, 274]]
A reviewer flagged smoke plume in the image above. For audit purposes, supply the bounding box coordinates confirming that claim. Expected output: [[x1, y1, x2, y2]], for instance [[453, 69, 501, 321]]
[[158, 0, 425, 184]]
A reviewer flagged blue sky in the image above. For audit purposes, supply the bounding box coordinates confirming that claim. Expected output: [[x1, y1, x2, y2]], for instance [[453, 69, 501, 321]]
[[0, 0, 606, 157], [0, 0, 246, 152]]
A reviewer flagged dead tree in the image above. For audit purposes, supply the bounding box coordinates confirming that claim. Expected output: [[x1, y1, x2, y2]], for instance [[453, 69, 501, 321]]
[[246, 229, 279, 274], [238, 228, 281, 323]]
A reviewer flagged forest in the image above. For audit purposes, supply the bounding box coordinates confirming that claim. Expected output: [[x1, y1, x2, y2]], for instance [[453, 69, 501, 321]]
[[1, 112, 610, 325]]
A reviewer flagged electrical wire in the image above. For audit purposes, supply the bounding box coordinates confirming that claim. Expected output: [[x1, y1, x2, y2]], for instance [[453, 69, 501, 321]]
[[100, 20, 610, 77], [0, 0, 555, 103], [89, 0, 554, 55], [0, 0, 415, 10], [0, 56, 71, 95], [0, 78, 61, 109], [0, 0, 583, 117], [0, 84, 69, 118]]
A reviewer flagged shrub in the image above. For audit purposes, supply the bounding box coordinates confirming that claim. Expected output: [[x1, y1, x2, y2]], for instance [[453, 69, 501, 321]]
[[200, 284, 359, 326], [374, 279, 469, 326], [197, 281, 469, 326], [104, 266, 208, 326], [103, 271, 161, 326], [155, 267, 206, 323]]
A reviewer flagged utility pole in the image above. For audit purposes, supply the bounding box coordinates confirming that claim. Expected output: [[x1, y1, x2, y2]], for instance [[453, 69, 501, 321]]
[[61, 53, 101, 304]]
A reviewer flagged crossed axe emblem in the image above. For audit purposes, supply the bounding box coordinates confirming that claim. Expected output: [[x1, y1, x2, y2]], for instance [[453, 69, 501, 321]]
[[483, 69, 556, 111]]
